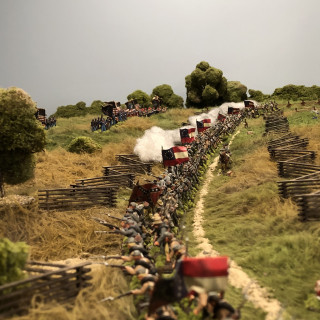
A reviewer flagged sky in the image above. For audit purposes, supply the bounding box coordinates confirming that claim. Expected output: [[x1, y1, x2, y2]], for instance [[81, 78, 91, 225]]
[[1, 0, 319, 115]]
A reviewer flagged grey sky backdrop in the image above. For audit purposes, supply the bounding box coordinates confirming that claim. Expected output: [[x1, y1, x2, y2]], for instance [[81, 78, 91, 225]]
[[1, 0, 319, 115]]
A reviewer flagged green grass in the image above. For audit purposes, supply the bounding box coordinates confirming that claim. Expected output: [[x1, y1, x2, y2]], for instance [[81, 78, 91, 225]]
[[200, 113, 320, 319], [46, 109, 197, 150]]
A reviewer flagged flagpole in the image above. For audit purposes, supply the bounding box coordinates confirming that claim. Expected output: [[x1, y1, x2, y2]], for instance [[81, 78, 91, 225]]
[[161, 146, 165, 168]]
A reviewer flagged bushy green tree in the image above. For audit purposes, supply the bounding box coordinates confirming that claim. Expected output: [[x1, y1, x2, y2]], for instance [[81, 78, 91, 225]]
[[167, 93, 184, 109], [0, 87, 46, 197], [53, 101, 88, 118], [185, 61, 227, 108], [272, 84, 320, 101], [87, 100, 104, 115], [0, 238, 29, 285], [127, 90, 151, 108], [248, 89, 270, 102], [67, 136, 102, 154], [151, 84, 184, 108], [226, 81, 248, 102]]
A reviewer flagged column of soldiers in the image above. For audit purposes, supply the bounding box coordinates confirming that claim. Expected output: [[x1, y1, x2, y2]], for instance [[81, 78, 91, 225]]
[[93, 111, 245, 319], [90, 106, 167, 132], [44, 116, 57, 129]]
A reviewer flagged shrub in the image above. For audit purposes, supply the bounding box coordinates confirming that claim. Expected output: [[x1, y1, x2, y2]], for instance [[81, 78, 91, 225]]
[[67, 136, 102, 154], [0, 238, 29, 285]]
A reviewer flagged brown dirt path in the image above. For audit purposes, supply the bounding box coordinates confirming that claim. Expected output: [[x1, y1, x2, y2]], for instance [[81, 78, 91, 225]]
[[192, 131, 283, 320]]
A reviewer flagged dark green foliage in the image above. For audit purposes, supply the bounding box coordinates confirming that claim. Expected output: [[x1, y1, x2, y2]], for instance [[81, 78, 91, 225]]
[[185, 61, 226, 108], [248, 89, 270, 102], [196, 61, 210, 71], [127, 90, 152, 108], [87, 100, 104, 115], [202, 85, 219, 103], [67, 136, 102, 154], [0, 238, 29, 285], [226, 81, 248, 102], [272, 84, 320, 101], [0, 152, 35, 185], [167, 93, 184, 109], [0, 87, 46, 195], [54, 101, 88, 118], [151, 84, 184, 108]]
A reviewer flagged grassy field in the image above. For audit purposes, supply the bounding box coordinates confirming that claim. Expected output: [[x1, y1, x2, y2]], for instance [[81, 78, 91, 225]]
[[200, 104, 320, 319], [2, 102, 320, 319]]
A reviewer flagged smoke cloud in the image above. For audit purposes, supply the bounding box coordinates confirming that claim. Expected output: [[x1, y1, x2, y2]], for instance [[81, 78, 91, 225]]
[[134, 101, 253, 162]]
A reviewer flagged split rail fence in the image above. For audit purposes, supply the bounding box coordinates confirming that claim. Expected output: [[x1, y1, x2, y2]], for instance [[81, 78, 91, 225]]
[[0, 261, 91, 318], [38, 154, 153, 211], [265, 116, 320, 220]]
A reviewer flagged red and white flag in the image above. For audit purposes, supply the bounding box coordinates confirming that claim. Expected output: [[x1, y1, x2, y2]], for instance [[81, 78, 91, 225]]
[[162, 146, 189, 167], [176, 256, 229, 295], [197, 119, 211, 132]]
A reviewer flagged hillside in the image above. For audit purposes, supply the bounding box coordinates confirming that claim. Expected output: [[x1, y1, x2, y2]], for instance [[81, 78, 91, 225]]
[[1, 101, 320, 319]]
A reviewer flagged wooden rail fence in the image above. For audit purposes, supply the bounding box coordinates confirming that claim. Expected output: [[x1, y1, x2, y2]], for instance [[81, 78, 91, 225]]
[[38, 154, 153, 211], [115, 154, 153, 174], [38, 186, 117, 210], [72, 173, 135, 189], [266, 115, 320, 220], [0, 261, 91, 318]]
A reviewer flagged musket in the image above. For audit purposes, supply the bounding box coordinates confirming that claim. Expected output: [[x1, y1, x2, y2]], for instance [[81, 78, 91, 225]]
[[103, 213, 122, 221], [90, 255, 122, 260], [92, 217, 120, 230], [99, 291, 133, 302], [95, 230, 119, 234]]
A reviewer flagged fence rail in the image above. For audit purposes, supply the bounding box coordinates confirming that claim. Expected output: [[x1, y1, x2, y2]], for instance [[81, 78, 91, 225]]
[[0, 261, 92, 318], [38, 186, 117, 210], [266, 119, 320, 220], [73, 173, 134, 188], [115, 154, 153, 174]]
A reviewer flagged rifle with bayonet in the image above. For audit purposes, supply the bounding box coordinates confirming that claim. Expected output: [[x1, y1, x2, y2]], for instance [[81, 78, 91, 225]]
[[92, 217, 120, 230]]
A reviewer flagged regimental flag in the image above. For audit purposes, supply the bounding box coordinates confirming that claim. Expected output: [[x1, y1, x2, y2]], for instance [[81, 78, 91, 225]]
[[217, 113, 226, 122], [244, 100, 255, 108], [148, 256, 229, 314], [162, 146, 189, 167], [227, 107, 240, 115], [129, 183, 162, 207], [180, 128, 196, 144], [196, 119, 211, 133], [176, 256, 229, 294]]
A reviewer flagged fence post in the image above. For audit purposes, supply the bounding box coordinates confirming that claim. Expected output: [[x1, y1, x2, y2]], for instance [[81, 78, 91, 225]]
[[46, 190, 49, 211]]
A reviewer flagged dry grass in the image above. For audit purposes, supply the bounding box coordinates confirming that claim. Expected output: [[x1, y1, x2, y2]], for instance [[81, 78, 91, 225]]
[[0, 204, 126, 261], [12, 264, 136, 320]]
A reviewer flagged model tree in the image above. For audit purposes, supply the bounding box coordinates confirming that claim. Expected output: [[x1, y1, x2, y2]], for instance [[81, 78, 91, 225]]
[[0, 87, 46, 197], [151, 84, 184, 108], [185, 61, 228, 108]]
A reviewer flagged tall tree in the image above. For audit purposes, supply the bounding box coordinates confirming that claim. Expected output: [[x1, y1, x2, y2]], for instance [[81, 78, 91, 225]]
[[185, 61, 227, 108], [226, 81, 248, 102], [151, 84, 184, 108], [0, 87, 46, 197], [127, 90, 151, 108]]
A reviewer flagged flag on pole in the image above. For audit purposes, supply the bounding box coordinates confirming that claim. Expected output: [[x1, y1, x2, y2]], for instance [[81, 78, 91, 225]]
[[180, 128, 196, 144], [148, 256, 229, 314], [196, 119, 211, 132], [176, 256, 229, 294], [244, 100, 255, 108], [217, 113, 226, 122], [162, 146, 189, 167]]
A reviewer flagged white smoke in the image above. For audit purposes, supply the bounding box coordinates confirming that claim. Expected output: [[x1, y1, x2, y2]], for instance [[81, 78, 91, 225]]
[[134, 126, 181, 162], [134, 101, 255, 162]]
